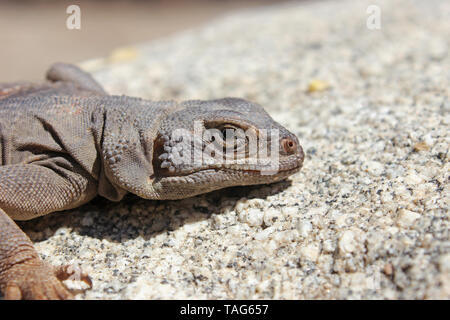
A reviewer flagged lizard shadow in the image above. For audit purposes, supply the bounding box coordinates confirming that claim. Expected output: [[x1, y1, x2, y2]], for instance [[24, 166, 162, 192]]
[[19, 180, 292, 244]]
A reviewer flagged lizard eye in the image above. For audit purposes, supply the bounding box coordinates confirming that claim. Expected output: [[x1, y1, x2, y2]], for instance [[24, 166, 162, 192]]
[[218, 125, 247, 150], [220, 128, 228, 140], [219, 124, 237, 139], [204, 121, 251, 157]]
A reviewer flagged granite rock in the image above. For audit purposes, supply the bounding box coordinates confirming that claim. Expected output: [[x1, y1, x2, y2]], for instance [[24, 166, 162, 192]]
[[21, 0, 449, 299]]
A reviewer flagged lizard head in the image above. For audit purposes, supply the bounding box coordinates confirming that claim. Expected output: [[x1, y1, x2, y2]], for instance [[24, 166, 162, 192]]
[[100, 97, 303, 200], [149, 98, 304, 199]]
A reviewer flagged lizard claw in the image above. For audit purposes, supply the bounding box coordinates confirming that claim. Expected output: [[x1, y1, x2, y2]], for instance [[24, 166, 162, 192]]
[[1, 259, 74, 300], [55, 263, 93, 289]]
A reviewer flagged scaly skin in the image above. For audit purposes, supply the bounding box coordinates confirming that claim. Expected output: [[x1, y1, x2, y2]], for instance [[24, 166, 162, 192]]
[[0, 63, 304, 299]]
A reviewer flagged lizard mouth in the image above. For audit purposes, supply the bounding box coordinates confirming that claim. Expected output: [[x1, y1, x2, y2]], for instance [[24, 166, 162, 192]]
[[149, 163, 301, 200], [153, 143, 304, 180], [155, 154, 303, 181]]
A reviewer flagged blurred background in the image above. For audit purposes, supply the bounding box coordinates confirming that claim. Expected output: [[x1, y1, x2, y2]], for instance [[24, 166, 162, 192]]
[[0, 0, 295, 82]]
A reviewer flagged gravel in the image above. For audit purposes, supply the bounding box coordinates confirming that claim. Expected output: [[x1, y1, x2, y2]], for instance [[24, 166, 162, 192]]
[[21, 0, 449, 299]]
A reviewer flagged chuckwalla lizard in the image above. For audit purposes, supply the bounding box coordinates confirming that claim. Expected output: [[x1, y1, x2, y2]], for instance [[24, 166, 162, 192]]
[[0, 63, 304, 299]]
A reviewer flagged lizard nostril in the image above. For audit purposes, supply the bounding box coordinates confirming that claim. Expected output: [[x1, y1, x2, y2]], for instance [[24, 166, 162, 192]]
[[281, 138, 297, 154]]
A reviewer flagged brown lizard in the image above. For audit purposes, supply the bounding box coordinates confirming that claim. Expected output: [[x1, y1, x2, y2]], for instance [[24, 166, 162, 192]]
[[0, 63, 304, 299]]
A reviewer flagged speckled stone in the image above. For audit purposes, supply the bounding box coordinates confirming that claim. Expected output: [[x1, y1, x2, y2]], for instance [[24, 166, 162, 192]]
[[20, 0, 449, 299]]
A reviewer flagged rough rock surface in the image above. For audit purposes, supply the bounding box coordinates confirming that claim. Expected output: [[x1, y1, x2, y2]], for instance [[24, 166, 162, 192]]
[[21, 0, 449, 299]]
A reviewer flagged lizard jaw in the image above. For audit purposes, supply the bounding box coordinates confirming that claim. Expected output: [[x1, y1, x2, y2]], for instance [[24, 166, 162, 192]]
[[148, 155, 303, 200]]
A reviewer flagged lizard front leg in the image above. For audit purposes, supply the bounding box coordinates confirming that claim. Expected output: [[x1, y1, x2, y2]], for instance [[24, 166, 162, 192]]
[[0, 209, 75, 299], [0, 161, 96, 299]]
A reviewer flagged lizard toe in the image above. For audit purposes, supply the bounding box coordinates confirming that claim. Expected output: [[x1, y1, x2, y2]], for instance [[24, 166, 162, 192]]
[[44, 281, 73, 300], [1, 259, 75, 300], [5, 283, 22, 300]]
